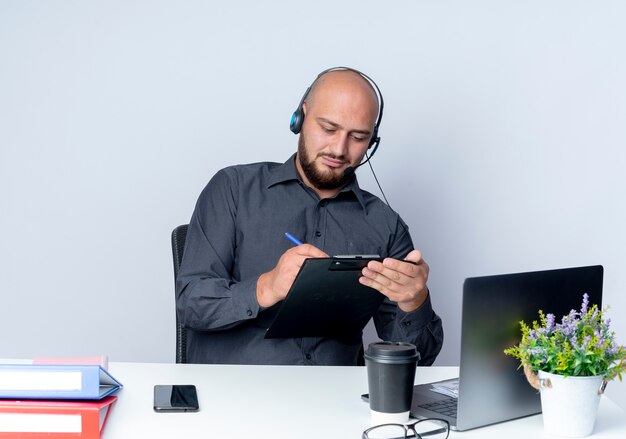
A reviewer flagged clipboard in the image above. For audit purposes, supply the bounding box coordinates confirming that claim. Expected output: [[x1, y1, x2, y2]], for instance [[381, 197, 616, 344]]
[[264, 255, 384, 339]]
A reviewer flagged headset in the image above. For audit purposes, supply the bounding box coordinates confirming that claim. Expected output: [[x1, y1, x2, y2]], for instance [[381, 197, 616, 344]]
[[289, 67, 385, 173], [290, 67, 408, 236]]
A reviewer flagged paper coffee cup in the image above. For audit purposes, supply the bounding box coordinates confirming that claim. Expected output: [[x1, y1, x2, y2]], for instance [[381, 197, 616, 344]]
[[364, 342, 420, 424]]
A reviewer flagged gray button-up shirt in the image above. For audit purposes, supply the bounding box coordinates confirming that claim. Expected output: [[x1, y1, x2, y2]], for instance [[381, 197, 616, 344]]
[[176, 155, 443, 365]]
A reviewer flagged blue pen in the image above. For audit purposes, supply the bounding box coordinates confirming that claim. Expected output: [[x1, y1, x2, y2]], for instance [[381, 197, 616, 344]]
[[284, 232, 303, 246]]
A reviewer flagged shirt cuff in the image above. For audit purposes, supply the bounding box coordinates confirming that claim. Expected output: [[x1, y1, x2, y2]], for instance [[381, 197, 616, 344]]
[[230, 276, 261, 320], [395, 290, 435, 335]]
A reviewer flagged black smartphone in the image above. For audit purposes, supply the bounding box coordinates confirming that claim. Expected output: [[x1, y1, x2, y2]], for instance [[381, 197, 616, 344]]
[[153, 385, 199, 412]]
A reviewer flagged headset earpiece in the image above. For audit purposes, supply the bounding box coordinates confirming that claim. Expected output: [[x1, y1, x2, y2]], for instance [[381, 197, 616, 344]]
[[289, 86, 310, 134], [368, 127, 379, 150], [368, 134, 380, 161], [289, 109, 304, 134]]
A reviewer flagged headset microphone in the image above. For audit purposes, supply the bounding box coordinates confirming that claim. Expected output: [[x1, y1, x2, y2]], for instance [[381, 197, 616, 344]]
[[343, 166, 357, 179], [343, 138, 380, 178]]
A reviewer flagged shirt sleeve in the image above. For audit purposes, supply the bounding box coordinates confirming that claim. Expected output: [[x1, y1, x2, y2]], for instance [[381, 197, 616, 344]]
[[176, 169, 261, 331], [373, 293, 444, 366], [372, 217, 444, 366]]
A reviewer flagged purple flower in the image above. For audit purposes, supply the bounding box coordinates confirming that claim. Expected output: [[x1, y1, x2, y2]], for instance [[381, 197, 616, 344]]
[[581, 293, 589, 314], [563, 309, 577, 325], [546, 313, 555, 331], [558, 313, 577, 337], [594, 330, 605, 348]]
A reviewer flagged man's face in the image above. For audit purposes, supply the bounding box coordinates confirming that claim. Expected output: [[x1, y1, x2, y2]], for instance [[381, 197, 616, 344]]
[[296, 72, 378, 194]]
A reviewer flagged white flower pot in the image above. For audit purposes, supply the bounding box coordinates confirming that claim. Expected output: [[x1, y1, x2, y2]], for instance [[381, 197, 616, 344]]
[[537, 370, 605, 437]]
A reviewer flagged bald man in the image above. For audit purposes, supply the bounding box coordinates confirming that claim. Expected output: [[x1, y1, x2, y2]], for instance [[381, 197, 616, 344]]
[[176, 68, 443, 365]]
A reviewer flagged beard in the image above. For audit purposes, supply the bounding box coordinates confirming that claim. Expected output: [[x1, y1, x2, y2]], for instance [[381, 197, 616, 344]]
[[297, 135, 352, 191]]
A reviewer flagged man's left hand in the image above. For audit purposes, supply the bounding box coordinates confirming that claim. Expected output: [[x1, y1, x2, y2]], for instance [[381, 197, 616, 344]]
[[359, 249, 429, 313]]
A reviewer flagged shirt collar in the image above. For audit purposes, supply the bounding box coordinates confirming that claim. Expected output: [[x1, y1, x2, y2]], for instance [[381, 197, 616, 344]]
[[267, 154, 301, 187], [267, 154, 368, 213]]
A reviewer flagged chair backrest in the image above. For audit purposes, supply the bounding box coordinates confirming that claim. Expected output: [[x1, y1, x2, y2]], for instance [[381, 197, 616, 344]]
[[171, 224, 189, 363]]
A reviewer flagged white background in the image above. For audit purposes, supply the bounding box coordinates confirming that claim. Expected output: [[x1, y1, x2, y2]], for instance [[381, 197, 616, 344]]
[[1, 1, 624, 408]]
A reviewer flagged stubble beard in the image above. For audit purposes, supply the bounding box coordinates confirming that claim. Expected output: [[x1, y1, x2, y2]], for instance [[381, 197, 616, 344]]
[[297, 135, 351, 191]]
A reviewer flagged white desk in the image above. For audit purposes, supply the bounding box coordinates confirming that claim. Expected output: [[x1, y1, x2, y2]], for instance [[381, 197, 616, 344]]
[[106, 362, 625, 439]]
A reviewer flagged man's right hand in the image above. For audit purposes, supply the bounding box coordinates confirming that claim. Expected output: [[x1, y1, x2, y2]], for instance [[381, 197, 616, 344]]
[[256, 244, 328, 308]]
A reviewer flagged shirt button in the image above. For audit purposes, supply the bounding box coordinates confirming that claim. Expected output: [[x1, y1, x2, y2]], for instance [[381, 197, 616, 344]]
[[404, 321, 412, 327], [315, 231, 322, 237], [305, 354, 312, 360], [247, 310, 253, 317], [319, 201, 327, 207]]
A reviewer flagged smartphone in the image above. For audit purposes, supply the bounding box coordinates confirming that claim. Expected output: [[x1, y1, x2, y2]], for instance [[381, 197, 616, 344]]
[[153, 385, 199, 412]]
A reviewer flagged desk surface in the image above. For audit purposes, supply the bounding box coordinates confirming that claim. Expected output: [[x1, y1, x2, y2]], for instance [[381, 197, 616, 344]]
[[105, 362, 625, 439]]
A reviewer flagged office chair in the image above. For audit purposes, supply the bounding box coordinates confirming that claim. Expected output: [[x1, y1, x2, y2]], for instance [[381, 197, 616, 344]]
[[171, 224, 189, 363]]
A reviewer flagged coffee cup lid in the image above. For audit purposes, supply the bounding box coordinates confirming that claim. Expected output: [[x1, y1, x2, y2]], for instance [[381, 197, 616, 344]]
[[364, 342, 420, 364]]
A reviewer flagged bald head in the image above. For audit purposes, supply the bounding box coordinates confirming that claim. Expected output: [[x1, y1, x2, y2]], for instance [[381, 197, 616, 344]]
[[304, 70, 379, 128]]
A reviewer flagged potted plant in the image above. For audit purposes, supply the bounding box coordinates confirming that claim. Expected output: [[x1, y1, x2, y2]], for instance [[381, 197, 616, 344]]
[[505, 293, 626, 437]]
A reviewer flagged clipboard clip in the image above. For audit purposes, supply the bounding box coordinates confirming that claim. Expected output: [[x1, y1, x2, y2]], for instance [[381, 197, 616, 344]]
[[329, 255, 381, 271]]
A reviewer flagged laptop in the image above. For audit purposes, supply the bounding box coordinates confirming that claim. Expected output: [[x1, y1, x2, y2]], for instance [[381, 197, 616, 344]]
[[410, 265, 603, 431]]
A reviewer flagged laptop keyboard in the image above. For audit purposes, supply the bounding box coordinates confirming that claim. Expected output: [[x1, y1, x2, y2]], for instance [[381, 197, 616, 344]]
[[417, 397, 458, 418]]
